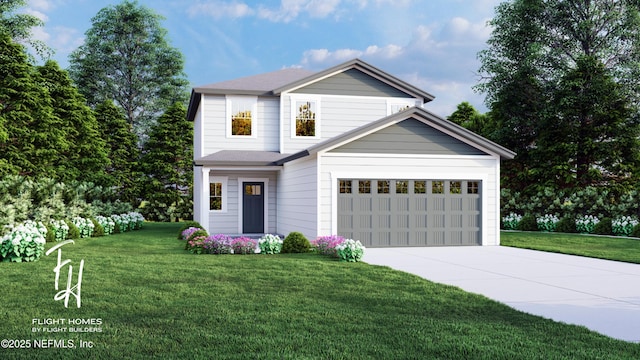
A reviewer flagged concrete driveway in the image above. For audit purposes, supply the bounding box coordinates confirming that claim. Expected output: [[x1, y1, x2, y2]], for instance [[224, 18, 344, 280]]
[[362, 246, 640, 342]]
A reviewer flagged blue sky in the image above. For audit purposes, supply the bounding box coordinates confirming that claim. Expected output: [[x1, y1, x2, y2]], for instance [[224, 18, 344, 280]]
[[25, 0, 502, 115]]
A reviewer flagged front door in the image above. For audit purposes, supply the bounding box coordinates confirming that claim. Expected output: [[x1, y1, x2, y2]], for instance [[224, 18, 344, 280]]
[[242, 182, 264, 233]]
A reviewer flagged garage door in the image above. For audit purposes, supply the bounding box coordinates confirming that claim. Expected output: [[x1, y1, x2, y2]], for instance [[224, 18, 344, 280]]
[[337, 179, 481, 247]]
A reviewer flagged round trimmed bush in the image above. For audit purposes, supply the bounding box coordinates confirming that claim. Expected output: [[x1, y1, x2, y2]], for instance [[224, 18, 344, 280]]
[[594, 217, 613, 235], [91, 218, 105, 237], [555, 217, 576, 234], [282, 232, 311, 253], [516, 214, 538, 231], [178, 221, 204, 239], [631, 224, 640, 238], [66, 220, 80, 239]]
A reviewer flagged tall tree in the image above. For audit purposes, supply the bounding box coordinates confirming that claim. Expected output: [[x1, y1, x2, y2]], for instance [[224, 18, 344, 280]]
[[68, 0, 189, 140], [0, 31, 65, 178], [476, 0, 640, 192], [0, 0, 51, 59], [95, 100, 142, 204], [37, 60, 110, 185], [140, 103, 192, 221]]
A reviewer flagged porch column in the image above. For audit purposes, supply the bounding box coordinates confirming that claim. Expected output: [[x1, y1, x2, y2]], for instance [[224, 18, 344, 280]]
[[194, 167, 211, 233]]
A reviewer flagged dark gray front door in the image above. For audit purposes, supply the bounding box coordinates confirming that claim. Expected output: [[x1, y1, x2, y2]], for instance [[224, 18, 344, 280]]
[[243, 182, 264, 233]]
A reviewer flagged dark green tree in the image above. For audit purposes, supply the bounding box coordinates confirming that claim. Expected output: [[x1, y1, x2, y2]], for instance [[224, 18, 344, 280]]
[[476, 0, 640, 192], [536, 56, 639, 189], [68, 0, 189, 139], [0, 32, 65, 178], [447, 102, 495, 137], [37, 60, 110, 185], [0, 0, 51, 59], [140, 103, 192, 221], [95, 100, 142, 204]]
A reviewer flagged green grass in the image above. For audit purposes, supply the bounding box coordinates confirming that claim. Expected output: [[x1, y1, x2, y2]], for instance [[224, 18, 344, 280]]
[[2, 223, 639, 359], [501, 231, 640, 264]]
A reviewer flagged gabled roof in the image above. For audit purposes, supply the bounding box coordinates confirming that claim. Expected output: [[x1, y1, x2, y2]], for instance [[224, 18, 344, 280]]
[[187, 58, 435, 121], [275, 107, 516, 165], [272, 58, 435, 102]]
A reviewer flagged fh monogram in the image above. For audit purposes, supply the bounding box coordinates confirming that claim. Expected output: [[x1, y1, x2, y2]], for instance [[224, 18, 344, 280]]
[[45, 240, 84, 308]]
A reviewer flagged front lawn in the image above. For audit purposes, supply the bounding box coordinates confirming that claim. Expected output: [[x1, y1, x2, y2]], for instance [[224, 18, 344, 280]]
[[501, 231, 640, 264], [2, 223, 639, 359]]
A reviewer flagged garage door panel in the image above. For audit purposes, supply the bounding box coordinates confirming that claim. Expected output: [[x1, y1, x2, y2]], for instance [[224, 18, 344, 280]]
[[338, 178, 482, 247]]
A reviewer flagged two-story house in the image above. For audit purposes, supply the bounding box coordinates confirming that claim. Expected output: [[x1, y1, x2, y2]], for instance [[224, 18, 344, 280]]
[[187, 59, 515, 247]]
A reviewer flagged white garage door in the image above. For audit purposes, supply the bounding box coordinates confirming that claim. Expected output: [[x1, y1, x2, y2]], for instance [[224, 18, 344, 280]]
[[337, 179, 481, 247]]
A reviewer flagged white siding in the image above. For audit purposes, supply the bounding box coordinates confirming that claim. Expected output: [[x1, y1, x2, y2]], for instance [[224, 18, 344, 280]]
[[276, 157, 318, 240], [318, 154, 501, 245], [207, 170, 278, 234], [282, 94, 391, 153], [200, 95, 279, 156]]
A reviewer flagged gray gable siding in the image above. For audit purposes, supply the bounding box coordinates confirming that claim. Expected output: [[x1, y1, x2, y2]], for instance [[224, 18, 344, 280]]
[[292, 69, 413, 98], [329, 118, 488, 155]]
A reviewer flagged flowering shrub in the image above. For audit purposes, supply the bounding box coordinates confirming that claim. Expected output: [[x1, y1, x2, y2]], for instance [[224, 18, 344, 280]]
[[72, 217, 95, 238], [536, 214, 559, 232], [50, 219, 69, 242], [180, 227, 202, 241], [231, 237, 257, 255], [576, 215, 599, 234], [110, 212, 144, 233], [312, 235, 345, 257], [335, 239, 365, 262], [96, 215, 116, 235], [612, 216, 638, 237], [128, 212, 145, 230], [202, 234, 233, 254], [258, 234, 283, 254], [186, 236, 206, 254], [0, 220, 47, 262], [502, 213, 522, 230]]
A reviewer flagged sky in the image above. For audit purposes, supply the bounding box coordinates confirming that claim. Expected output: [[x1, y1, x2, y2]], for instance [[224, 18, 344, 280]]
[[24, 0, 503, 116]]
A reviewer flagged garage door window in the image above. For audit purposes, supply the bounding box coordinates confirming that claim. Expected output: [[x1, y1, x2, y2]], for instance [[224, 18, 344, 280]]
[[414, 181, 426, 194], [396, 180, 409, 194], [450, 181, 462, 194], [468, 181, 479, 194], [339, 180, 352, 193], [432, 181, 444, 194], [377, 180, 390, 194], [358, 180, 371, 193]]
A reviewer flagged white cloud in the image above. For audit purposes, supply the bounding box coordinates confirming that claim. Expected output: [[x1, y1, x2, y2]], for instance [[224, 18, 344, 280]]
[[187, 1, 254, 19], [258, 0, 342, 23]]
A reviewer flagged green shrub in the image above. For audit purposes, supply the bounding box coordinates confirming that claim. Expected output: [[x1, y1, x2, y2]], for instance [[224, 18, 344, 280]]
[[178, 221, 203, 239], [66, 220, 80, 239], [555, 217, 576, 233], [516, 214, 538, 231], [91, 218, 105, 237], [594, 217, 613, 235], [282, 232, 311, 253], [45, 223, 55, 243], [185, 229, 208, 250], [631, 224, 640, 238]]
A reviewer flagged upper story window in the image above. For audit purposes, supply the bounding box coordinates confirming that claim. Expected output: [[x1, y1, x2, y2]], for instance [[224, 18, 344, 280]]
[[227, 96, 257, 138], [291, 96, 320, 138]]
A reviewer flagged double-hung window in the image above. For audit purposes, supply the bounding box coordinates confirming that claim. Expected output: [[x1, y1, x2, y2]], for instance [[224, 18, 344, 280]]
[[209, 177, 227, 212], [227, 96, 257, 138], [291, 96, 320, 138]]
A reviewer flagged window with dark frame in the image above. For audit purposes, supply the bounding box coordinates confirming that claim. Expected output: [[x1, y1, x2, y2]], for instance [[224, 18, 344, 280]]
[[450, 181, 462, 194], [432, 181, 444, 194], [467, 181, 479, 194], [396, 180, 409, 194], [414, 181, 426, 194]]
